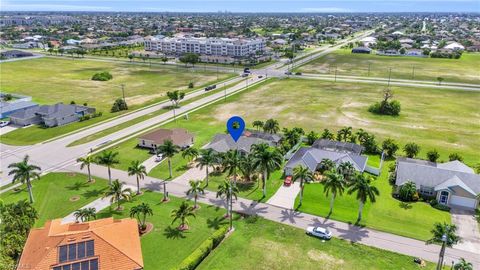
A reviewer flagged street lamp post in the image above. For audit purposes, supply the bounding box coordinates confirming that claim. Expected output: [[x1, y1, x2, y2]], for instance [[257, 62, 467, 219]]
[[334, 66, 338, 83], [387, 68, 392, 88], [436, 233, 447, 270], [120, 84, 126, 104]]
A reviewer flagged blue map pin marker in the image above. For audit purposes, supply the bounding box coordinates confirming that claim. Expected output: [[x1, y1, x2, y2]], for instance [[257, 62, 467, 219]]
[[226, 116, 245, 142]]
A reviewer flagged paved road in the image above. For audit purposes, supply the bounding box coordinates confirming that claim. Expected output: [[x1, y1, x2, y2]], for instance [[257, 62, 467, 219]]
[[64, 163, 480, 268]]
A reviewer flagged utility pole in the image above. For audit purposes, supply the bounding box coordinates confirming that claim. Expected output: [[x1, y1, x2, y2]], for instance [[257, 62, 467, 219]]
[[367, 63, 371, 77], [387, 67, 392, 88], [412, 65, 415, 80], [334, 66, 338, 83], [120, 84, 126, 104]]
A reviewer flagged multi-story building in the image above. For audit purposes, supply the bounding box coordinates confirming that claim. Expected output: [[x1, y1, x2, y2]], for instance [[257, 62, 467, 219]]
[[144, 35, 265, 58]]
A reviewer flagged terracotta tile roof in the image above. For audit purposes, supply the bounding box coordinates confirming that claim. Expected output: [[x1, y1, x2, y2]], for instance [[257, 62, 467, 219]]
[[18, 217, 144, 270], [139, 128, 194, 146]]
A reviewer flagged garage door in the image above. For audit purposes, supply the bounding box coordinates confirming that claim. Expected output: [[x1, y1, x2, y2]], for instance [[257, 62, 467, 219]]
[[450, 195, 477, 209]]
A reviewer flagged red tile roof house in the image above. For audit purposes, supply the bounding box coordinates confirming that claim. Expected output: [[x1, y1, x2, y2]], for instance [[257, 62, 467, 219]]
[[17, 218, 144, 270], [138, 128, 194, 150]]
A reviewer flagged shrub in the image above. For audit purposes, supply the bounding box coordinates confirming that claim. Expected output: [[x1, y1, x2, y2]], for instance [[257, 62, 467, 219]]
[[382, 138, 399, 158], [188, 82, 194, 88], [399, 181, 417, 201], [174, 225, 229, 270], [91, 71, 113, 81], [403, 142, 420, 158], [430, 200, 451, 211], [448, 153, 464, 162], [427, 149, 440, 162], [111, 98, 128, 112], [368, 100, 401, 116]]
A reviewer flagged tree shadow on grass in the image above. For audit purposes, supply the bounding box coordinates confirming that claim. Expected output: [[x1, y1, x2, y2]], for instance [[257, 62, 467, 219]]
[[164, 226, 188, 239], [237, 181, 255, 193], [82, 189, 105, 199], [175, 164, 189, 172], [66, 181, 89, 191], [206, 216, 228, 229], [399, 201, 413, 210]]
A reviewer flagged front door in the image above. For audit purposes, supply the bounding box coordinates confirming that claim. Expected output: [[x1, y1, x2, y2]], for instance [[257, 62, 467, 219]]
[[439, 191, 449, 204]]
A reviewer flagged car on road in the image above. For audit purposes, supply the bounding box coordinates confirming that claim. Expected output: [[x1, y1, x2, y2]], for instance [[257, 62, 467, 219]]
[[241, 73, 249, 77], [285, 71, 292, 75], [284, 176, 292, 186], [295, 72, 302, 75], [306, 226, 332, 240], [155, 154, 164, 162], [258, 75, 263, 78], [0, 121, 10, 128]]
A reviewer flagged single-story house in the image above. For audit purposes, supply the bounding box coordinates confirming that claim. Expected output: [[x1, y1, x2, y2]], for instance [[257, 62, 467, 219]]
[[18, 217, 143, 270], [0, 97, 38, 118], [395, 158, 480, 210], [0, 50, 34, 59], [204, 129, 281, 155], [138, 128, 194, 150], [351, 47, 371, 54], [284, 139, 367, 176], [9, 103, 95, 127]]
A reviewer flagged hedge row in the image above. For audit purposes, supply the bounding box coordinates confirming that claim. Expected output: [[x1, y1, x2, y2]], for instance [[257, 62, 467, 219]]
[[173, 225, 229, 270]]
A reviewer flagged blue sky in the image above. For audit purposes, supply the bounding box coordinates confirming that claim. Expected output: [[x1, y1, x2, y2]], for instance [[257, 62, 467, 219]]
[[1, 0, 479, 13]]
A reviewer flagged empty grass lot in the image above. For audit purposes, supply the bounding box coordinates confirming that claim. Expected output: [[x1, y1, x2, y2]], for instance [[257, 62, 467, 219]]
[[0, 57, 234, 145], [295, 161, 451, 241], [297, 49, 480, 84], [198, 216, 437, 270], [96, 192, 230, 270], [0, 172, 109, 227]]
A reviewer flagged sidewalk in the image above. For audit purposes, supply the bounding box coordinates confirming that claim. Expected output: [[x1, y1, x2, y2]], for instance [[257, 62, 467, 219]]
[[67, 164, 480, 268]]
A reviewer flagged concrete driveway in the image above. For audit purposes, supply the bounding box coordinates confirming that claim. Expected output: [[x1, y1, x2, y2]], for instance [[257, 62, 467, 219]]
[[0, 125, 18, 135], [450, 207, 480, 254], [267, 182, 301, 209]]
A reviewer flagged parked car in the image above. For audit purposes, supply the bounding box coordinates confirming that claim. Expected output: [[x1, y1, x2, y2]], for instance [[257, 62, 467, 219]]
[[285, 71, 292, 75], [284, 176, 292, 186], [205, 85, 217, 91], [306, 226, 332, 240], [243, 67, 251, 73], [155, 154, 164, 162], [241, 73, 249, 77], [295, 72, 302, 75], [0, 121, 10, 128], [258, 75, 263, 78]]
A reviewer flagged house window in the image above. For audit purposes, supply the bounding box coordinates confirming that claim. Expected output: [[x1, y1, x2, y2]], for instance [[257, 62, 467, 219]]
[[419, 185, 434, 196]]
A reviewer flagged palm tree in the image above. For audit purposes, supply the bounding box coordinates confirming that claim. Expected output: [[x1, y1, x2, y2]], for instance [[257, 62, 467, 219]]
[[348, 174, 379, 222], [196, 149, 217, 186], [337, 161, 356, 182], [251, 143, 283, 198], [127, 160, 147, 195], [293, 165, 313, 207], [77, 154, 95, 182], [182, 147, 199, 165], [399, 181, 416, 201], [186, 180, 205, 209], [337, 126, 353, 142], [103, 179, 132, 211], [239, 153, 257, 182], [322, 171, 345, 214], [130, 203, 153, 230], [171, 201, 196, 230], [454, 258, 473, 270], [8, 155, 41, 203], [318, 158, 335, 174], [252, 120, 264, 130], [216, 180, 239, 230], [157, 140, 180, 178], [222, 149, 242, 185], [426, 222, 460, 270], [96, 151, 120, 186], [74, 207, 97, 222], [263, 118, 280, 134]]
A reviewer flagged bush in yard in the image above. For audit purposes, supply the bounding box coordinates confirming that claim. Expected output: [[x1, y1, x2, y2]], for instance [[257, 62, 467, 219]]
[[111, 98, 128, 112], [399, 181, 417, 201], [174, 225, 229, 270], [368, 89, 401, 116], [427, 149, 440, 162], [188, 82, 194, 88], [430, 200, 451, 211], [448, 153, 464, 162], [403, 142, 420, 158], [382, 138, 399, 158], [91, 71, 113, 81]]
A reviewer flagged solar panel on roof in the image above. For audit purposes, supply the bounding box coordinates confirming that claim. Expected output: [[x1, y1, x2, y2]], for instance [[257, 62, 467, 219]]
[[90, 259, 98, 270], [86, 240, 94, 257], [62, 265, 71, 270], [72, 262, 80, 270], [77, 242, 85, 259], [68, 244, 77, 261], [81, 260, 89, 270], [59, 245, 68, 263]]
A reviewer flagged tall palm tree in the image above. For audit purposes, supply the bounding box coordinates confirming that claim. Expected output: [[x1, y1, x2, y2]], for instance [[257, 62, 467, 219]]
[[348, 174, 379, 222], [239, 153, 257, 182], [251, 143, 283, 198], [216, 180, 239, 230], [171, 201, 196, 230], [186, 180, 205, 209], [318, 158, 335, 174], [293, 165, 313, 207], [252, 120, 264, 130], [222, 149, 242, 185], [77, 154, 95, 182], [130, 202, 153, 230], [263, 119, 280, 134], [8, 155, 41, 203], [127, 160, 147, 195], [182, 147, 199, 165], [103, 179, 132, 211], [196, 148, 217, 186], [322, 171, 345, 214], [426, 222, 460, 270], [454, 258, 473, 270], [74, 207, 97, 222], [337, 161, 356, 182], [96, 151, 120, 186], [157, 140, 180, 178], [337, 126, 353, 142]]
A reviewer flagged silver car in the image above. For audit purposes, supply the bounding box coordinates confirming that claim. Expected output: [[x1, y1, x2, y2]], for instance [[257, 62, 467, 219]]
[[306, 226, 332, 240]]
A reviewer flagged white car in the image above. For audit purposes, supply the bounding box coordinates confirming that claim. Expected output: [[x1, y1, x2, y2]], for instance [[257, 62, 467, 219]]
[[155, 154, 164, 162], [306, 226, 332, 240], [0, 121, 10, 128]]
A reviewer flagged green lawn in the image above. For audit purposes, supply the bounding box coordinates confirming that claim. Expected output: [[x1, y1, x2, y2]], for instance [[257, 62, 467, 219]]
[[0, 172, 109, 227], [198, 216, 437, 270], [96, 192, 230, 270], [295, 161, 451, 241], [0, 57, 234, 145], [297, 49, 480, 84]]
